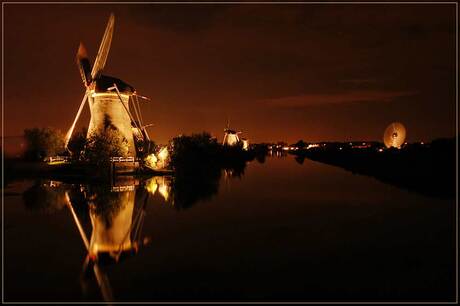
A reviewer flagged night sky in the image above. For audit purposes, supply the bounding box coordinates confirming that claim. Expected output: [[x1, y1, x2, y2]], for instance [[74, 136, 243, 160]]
[[3, 3, 457, 144]]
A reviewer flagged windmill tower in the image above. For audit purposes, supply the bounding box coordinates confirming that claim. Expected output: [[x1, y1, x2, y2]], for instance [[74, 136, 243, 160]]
[[222, 118, 241, 146], [65, 14, 150, 158]]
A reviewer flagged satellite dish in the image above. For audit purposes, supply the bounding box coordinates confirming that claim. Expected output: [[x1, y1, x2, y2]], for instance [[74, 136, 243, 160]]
[[384, 122, 406, 148]]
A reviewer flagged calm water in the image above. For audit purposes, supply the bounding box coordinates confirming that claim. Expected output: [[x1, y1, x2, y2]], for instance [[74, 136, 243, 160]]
[[3, 156, 456, 302]]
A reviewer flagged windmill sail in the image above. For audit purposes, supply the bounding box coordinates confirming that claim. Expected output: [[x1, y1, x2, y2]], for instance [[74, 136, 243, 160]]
[[65, 92, 89, 149], [76, 42, 92, 86], [91, 13, 115, 80], [65, 13, 140, 158]]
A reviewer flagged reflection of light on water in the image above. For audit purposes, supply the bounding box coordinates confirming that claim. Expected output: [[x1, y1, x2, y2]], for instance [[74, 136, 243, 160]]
[[62, 182, 151, 302], [145, 176, 171, 203], [223, 169, 234, 180], [144, 147, 170, 170], [88, 189, 136, 260], [89, 207, 134, 259], [111, 185, 135, 192], [158, 183, 170, 202], [145, 178, 158, 194]]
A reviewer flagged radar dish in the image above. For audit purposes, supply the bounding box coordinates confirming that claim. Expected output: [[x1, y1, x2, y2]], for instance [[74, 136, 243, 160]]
[[384, 122, 406, 148]]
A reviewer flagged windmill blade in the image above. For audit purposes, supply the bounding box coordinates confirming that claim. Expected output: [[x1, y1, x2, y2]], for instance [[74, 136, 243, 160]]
[[91, 13, 115, 80], [65, 91, 89, 149], [76, 42, 92, 86]]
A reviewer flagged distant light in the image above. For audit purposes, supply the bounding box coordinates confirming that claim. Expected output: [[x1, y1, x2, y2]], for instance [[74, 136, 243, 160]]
[[378, 148, 384, 152]]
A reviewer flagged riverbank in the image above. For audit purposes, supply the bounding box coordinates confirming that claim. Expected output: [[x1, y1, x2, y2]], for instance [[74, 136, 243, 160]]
[[3, 158, 171, 185], [291, 138, 456, 199]]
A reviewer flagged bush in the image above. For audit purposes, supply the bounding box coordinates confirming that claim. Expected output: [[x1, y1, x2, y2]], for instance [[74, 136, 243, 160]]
[[84, 128, 129, 168], [67, 127, 88, 161]]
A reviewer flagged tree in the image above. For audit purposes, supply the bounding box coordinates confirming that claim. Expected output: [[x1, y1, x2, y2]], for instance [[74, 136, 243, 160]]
[[295, 140, 306, 149], [23, 127, 65, 161], [67, 127, 88, 161], [84, 128, 129, 168], [170, 132, 220, 173]]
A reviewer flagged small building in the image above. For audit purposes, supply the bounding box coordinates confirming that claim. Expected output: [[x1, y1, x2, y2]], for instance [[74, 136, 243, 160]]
[[241, 138, 249, 151]]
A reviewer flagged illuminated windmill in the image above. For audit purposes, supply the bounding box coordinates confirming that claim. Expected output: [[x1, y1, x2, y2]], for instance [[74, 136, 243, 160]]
[[222, 119, 241, 147], [64, 13, 151, 158]]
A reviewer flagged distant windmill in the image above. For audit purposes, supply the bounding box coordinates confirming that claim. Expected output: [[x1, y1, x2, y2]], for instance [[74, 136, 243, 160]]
[[222, 118, 241, 146], [64, 13, 151, 158]]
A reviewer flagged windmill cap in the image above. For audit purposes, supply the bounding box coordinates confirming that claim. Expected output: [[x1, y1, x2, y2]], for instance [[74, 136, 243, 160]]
[[94, 75, 135, 94]]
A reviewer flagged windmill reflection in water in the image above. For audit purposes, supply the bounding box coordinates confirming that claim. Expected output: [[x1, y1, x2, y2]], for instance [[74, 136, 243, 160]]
[[59, 176, 171, 301], [22, 171, 228, 300]]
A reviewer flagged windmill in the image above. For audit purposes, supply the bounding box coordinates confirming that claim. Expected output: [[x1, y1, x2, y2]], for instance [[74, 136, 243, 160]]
[[222, 118, 241, 146], [64, 13, 151, 159]]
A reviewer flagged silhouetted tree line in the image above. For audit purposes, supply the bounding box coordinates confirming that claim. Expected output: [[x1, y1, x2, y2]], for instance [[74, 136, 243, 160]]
[[292, 137, 456, 198]]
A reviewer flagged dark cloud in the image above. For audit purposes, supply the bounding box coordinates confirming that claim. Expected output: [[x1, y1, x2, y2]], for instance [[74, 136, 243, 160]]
[[259, 90, 419, 108]]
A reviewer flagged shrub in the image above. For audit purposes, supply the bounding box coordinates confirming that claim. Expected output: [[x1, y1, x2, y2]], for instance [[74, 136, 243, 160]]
[[67, 127, 88, 161], [84, 128, 129, 169]]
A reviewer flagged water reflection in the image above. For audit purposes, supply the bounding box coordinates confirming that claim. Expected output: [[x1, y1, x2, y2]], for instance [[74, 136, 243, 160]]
[[8, 154, 455, 302], [23, 181, 68, 213], [20, 162, 248, 301], [145, 176, 172, 202], [21, 178, 148, 300], [294, 155, 305, 165]]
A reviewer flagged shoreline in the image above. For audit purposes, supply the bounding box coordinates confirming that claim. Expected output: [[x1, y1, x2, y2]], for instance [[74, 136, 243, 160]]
[[291, 138, 456, 199]]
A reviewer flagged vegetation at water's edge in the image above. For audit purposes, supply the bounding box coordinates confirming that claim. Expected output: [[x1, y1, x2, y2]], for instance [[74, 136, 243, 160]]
[[291, 137, 456, 199]]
